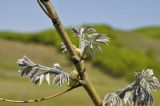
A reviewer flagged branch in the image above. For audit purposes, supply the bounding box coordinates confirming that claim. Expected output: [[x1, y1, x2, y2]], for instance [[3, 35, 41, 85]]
[[39, 0, 76, 57], [0, 85, 79, 103], [37, 0, 51, 19], [37, 0, 102, 105]]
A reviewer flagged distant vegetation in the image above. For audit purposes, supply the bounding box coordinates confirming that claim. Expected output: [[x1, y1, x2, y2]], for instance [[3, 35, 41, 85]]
[[133, 26, 160, 39], [0, 24, 160, 80]]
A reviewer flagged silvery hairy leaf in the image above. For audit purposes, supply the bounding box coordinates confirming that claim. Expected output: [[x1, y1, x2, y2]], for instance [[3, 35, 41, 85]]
[[61, 43, 67, 53], [17, 56, 71, 86], [114, 69, 160, 106], [39, 74, 45, 85], [53, 72, 70, 87], [86, 33, 109, 44], [72, 25, 96, 36], [89, 44, 95, 57], [122, 84, 154, 106], [17, 55, 34, 66], [94, 44, 102, 53], [103, 93, 122, 106], [17, 56, 39, 77], [124, 91, 131, 104], [72, 25, 109, 57], [46, 73, 50, 85], [135, 69, 160, 93]]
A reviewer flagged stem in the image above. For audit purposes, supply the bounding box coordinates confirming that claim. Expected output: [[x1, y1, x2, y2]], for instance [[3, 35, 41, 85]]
[[38, 0, 102, 105], [0, 86, 78, 103], [83, 72, 102, 106], [40, 0, 75, 56]]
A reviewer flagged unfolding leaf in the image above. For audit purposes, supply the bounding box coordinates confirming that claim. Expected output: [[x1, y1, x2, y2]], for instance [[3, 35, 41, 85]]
[[39, 74, 45, 85], [124, 91, 131, 104], [53, 72, 70, 87], [46, 73, 50, 85], [17, 56, 72, 86], [72, 25, 109, 57], [103, 93, 122, 106]]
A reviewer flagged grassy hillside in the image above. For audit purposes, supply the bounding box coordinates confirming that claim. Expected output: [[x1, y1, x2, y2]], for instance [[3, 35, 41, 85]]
[[0, 39, 159, 106], [0, 25, 160, 80], [133, 26, 160, 39]]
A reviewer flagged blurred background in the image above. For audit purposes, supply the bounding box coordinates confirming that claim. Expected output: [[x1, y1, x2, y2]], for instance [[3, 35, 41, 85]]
[[0, 0, 160, 106]]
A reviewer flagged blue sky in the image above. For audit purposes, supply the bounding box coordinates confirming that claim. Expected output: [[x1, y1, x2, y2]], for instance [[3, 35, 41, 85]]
[[0, 0, 160, 32]]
